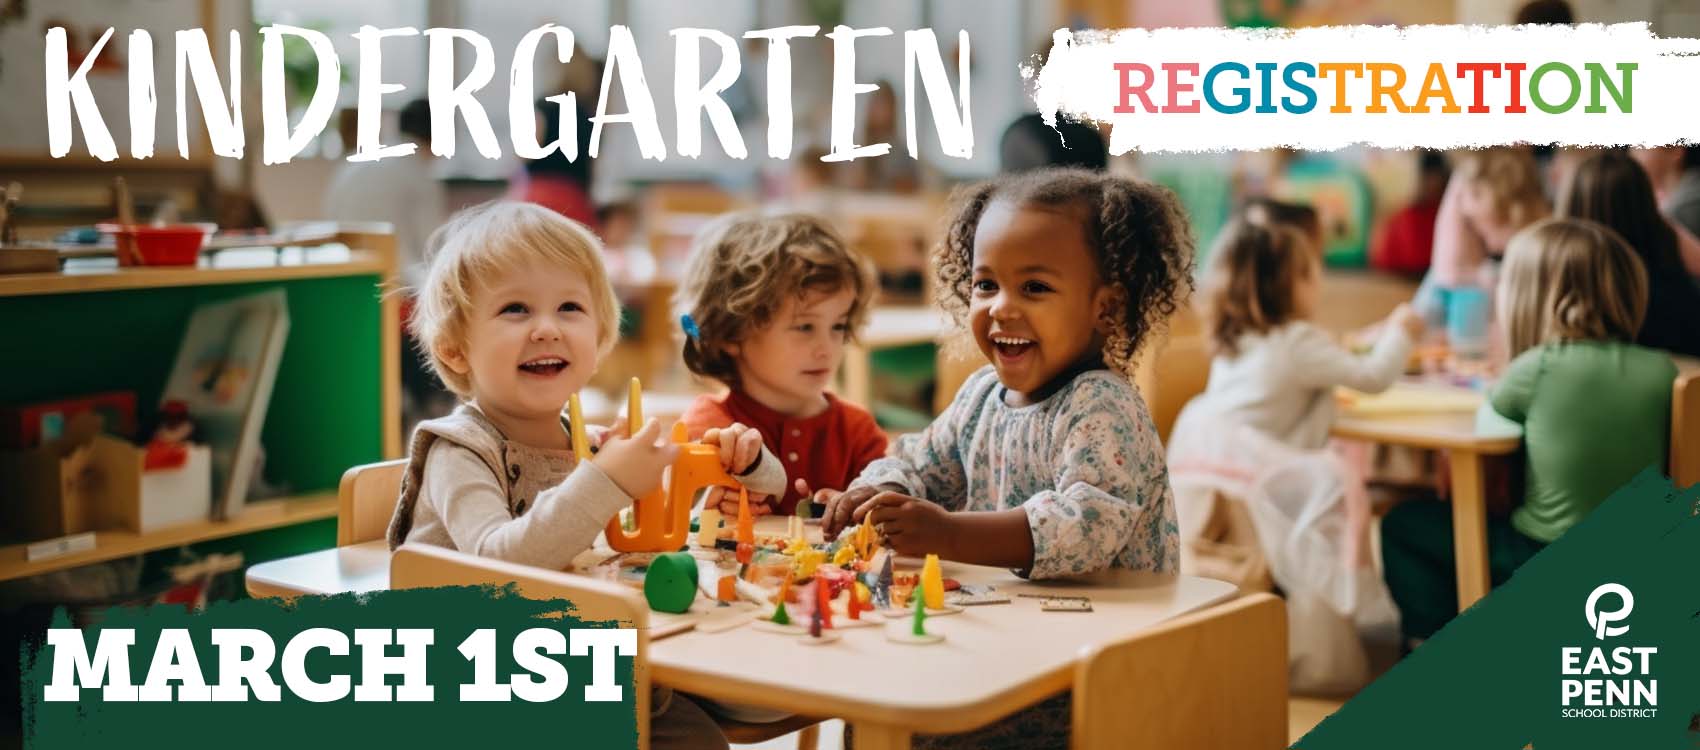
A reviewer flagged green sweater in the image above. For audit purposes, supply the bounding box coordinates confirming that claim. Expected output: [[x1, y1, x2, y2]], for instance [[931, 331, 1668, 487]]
[[1489, 341, 1676, 543]]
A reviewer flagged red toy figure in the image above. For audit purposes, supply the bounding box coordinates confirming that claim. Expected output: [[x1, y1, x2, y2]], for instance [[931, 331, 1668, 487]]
[[816, 579, 834, 630], [848, 582, 869, 620], [143, 400, 193, 470]]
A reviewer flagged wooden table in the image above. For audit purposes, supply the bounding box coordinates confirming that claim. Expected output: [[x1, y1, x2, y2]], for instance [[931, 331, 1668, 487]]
[[247, 529, 1235, 749], [649, 564, 1233, 749], [1332, 395, 1521, 612], [245, 539, 390, 599]]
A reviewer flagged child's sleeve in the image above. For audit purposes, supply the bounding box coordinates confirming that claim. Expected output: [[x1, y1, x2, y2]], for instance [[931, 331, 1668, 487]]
[[1291, 322, 1413, 394], [1022, 381, 1176, 579], [422, 442, 632, 570], [1488, 349, 1541, 424], [734, 444, 788, 499], [847, 368, 983, 507]]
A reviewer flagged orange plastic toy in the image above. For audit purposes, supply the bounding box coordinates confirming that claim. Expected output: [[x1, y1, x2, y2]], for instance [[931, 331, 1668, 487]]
[[569, 379, 748, 553]]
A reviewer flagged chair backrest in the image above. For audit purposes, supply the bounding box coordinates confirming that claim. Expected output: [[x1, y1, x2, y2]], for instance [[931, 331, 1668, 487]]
[[337, 459, 408, 546], [1073, 592, 1288, 750], [390, 543, 654, 750], [1136, 307, 1212, 443], [1672, 371, 1700, 489]]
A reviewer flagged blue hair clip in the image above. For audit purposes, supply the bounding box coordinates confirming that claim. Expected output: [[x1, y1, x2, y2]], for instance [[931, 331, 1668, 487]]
[[680, 314, 701, 342]]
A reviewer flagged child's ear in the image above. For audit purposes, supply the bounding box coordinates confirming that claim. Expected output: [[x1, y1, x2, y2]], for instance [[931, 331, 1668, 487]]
[[721, 341, 741, 358], [436, 342, 471, 376], [1091, 285, 1122, 335]]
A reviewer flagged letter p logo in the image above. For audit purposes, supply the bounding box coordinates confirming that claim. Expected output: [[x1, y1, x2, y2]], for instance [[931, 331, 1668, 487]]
[[1584, 583, 1633, 640]]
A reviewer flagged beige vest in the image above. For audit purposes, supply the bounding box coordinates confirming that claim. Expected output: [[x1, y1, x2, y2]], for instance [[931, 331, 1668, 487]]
[[386, 403, 579, 550]]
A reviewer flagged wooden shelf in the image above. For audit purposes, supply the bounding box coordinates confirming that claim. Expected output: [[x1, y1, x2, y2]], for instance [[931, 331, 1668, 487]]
[[0, 250, 388, 298], [0, 493, 338, 582]]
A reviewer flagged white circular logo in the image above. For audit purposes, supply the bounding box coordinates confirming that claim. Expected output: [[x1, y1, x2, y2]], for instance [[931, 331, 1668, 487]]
[[1584, 583, 1634, 640]]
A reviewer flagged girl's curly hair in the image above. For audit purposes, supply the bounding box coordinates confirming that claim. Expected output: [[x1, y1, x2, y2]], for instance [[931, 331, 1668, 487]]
[[933, 168, 1195, 376]]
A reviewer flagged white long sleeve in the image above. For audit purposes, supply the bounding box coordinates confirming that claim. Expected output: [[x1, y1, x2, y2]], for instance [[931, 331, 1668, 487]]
[[1174, 321, 1413, 451]]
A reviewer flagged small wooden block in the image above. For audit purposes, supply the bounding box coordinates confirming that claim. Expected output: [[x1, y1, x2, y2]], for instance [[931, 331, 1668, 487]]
[[1040, 597, 1093, 612]]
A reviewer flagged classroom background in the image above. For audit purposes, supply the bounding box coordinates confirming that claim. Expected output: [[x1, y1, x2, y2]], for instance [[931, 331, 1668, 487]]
[[4, 0, 1699, 748]]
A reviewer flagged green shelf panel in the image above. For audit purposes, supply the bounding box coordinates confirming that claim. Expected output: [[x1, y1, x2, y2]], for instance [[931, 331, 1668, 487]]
[[0, 274, 385, 496]]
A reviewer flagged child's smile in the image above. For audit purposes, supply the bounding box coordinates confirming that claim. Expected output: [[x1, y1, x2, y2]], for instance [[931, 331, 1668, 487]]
[[441, 259, 602, 447], [517, 354, 569, 378], [969, 200, 1112, 406]]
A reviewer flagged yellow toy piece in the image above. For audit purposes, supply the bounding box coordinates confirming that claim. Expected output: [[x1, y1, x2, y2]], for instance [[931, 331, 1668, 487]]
[[832, 544, 857, 567], [795, 549, 826, 578], [921, 553, 944, 610], [783, 537, 812, 556], [849, 522, 876, 560]]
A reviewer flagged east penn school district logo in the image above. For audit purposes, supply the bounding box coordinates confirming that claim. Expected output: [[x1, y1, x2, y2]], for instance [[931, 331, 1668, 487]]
[[1561, 583, 1659, 719]]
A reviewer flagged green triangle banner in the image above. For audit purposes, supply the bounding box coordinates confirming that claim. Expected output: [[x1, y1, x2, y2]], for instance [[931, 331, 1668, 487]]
[[1297, 469, 1699, 749]]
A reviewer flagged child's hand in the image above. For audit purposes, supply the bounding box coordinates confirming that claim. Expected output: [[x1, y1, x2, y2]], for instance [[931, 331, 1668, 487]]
[[714, 488, 775, 517], [592, 418, 680, 499], [820, 485, 883, 537], [1390, 303, 1424, 340], [856, 491, 957, 558], [701, 423, 763, 475]]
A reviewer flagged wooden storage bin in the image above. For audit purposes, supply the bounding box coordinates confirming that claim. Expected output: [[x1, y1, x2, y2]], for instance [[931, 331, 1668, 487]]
[[0, 435, 210, 542]]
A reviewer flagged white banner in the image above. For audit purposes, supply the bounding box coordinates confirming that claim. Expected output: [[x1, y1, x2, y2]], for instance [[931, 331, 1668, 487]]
[[1030, 23, 1700, 153]]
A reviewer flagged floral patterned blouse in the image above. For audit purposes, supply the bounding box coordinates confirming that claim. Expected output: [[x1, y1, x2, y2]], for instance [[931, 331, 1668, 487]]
[[851, 365, 1179, 579]]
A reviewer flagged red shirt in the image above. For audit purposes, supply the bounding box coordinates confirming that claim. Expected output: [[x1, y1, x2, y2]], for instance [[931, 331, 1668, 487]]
[[1371, 198, 1441, 276], [680, 390, 889, 515]]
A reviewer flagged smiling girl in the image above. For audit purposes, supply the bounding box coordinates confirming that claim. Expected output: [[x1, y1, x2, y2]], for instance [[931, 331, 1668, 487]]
[[817, 166, 1194, 750], [821, 168, 1192, 580]]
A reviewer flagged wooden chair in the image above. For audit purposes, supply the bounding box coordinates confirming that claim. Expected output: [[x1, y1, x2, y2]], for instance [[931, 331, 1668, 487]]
[[390, 544, 657, 750], [1136, 307, 1212, 443], [1672, 371, 1700, 489], [336, 458, 408, 546], [1073, 592, 1288, 750]]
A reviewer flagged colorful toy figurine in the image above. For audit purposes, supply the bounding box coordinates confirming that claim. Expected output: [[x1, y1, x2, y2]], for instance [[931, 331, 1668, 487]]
[[816, 579, 834, 630], [771, 577, 793, 625], [849, 582, 870, 620], [831, 544, 856, 567], [716, 574, 737, 606], [736, 486, 755, 546], [883, 584, 944, 644], [570, 378, 748, 553], [794, 548, 826, 579], [921, 553, 945, 610]]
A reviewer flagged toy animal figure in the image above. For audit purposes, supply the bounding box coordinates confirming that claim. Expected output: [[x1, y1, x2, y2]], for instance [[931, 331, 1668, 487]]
[[569, 380, 749, 553]]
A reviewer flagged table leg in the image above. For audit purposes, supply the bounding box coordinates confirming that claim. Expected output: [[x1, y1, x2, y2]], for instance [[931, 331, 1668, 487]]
[[1448, 450, 1491, 611], [852, 722, 913, 750]]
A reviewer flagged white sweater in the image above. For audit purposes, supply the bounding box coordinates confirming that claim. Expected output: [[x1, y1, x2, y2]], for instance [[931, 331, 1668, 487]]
[[1174, 321, 1413, 451]]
